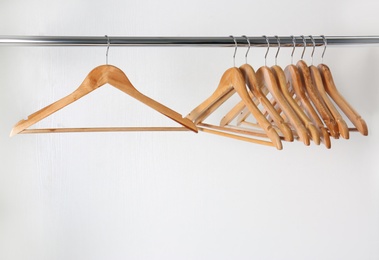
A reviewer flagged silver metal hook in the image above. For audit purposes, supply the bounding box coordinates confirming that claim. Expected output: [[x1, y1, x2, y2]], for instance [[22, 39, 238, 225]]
[[229, 35, 237, 67], [242, 35, 250, 64], [321, 35, 327, 63], [105, 35, 110, 65], [300, 35, 306, 60], [309, 35, 315, 65], [291, 35, 296, 64], [274, 35, 280, 65], [263, 35, 270, 66]]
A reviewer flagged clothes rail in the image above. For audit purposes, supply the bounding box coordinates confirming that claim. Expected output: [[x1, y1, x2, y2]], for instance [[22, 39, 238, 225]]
[[1, 36, 379, 47]]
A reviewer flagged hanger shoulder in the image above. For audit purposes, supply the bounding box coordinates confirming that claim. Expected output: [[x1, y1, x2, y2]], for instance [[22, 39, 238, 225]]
[[10, 65, 110, 136], [297, 60, 339, 138], [11, 65, 197, 136], [101, 65, 197, 132], [284, 65, 331, 148], [187, 67, 282, 149], [239, 64, 263, 97], [11, 94, 76, 136], [309, 65, 349, 139], [239, 64, 293, 142], [231, 67, 282, 149], [271, 65, 313, 144], [278, 65, 320, 145], [186, 68, 237, 123], [318, 64, 368, 136], [259, 66, 309, 145]]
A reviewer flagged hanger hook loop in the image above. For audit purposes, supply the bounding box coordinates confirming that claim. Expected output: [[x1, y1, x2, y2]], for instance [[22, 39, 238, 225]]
[[105, 35, 110, 65], [229, 35, 238, 67], [300, 35, 306, 60], [274, 35, 280, 65], [242, 35, 250, 64], [309, 35, 315, 65], [321, 35, 327, 63], [263, 35, 270, 66], [291, 35, 296, 64]]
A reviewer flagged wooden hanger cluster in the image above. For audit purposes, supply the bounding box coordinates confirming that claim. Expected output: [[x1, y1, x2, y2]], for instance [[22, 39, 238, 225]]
[[10, 35, 368, 151], [186, 35, 368, 150]]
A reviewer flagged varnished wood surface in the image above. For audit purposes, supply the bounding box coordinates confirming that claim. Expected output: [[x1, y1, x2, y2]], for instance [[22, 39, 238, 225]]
[[186, 67, 282, 150], [318, 64, 368, 136], [20, 127, 191, 134], [197, 124, 275, 147], [239, 64, 293, 142], [11, 63, 367, 149], [275, 65, 320, 145], [11, 65, 198, 136], [285, 64, 331, 148], [256, 66, 310, 146], [309, 65, 349, 139], [297, 60, 339, 138], [270, 65, 314, 145]]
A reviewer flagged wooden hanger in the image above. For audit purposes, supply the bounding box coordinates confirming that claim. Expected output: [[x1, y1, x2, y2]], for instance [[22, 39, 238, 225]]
[[264, 36, 312, 145], [255, 66, 311, 145], [10, 64, 198, 136], [309, 65, 349, 139], [222, 36, 310, 145], [305, 35, 348, 139], [284, 64, 331, 148], [297, 60, 339, 139], [318, 64, 368, 136], [270, 65, 320, 145], [272, 65, 320, 145], [222, 65, 312, 145], [186, 67, 283, 149], [220, 63, 294, 142]]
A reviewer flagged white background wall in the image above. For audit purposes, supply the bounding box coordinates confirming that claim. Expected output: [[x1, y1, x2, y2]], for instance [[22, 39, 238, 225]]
[[1, 0, 378, 259]]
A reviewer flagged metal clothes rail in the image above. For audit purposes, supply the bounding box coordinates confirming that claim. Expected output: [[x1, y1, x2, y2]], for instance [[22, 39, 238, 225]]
[[1, 35, 379, 47]]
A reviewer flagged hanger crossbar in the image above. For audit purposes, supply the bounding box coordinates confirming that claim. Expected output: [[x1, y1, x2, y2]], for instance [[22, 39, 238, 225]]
[[20, 127, 191, 134]]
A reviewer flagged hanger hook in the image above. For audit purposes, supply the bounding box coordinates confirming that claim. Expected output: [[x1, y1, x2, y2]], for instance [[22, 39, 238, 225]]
[[321, 35, 327, 63], [274, 35, 280, 65], [263, 35, 270, 66], [105, 35, 110, 65], [229, 35, 238, 67], [309, 35, 315, 65], [291, 35, 296, 64], [242, 35, 250, 64], [300, 35, 306, 60]]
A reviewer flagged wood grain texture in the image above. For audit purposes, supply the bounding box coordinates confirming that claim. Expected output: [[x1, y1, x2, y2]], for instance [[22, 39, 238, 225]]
[[318, 64, 368, 136], [275, 65, 320, 145], [297, 60, 339, 139], [270, 65, 313, 144], [186, 67, 282, 149], [220, 64, 293, 142], [309, 65, 349, 139], [256, 66, 310, 146], [20, 127, 191, 133], [285, 64, 331, 148], [11, 65, 198, 136], [240, 64, 293, 141]]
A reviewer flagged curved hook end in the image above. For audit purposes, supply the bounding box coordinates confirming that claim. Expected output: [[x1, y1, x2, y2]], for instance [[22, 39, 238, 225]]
[[229, 35, 237, 67], [105, 35, 110, 65], [321, 35, 327, 62], [262, 35, 270, 66]]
